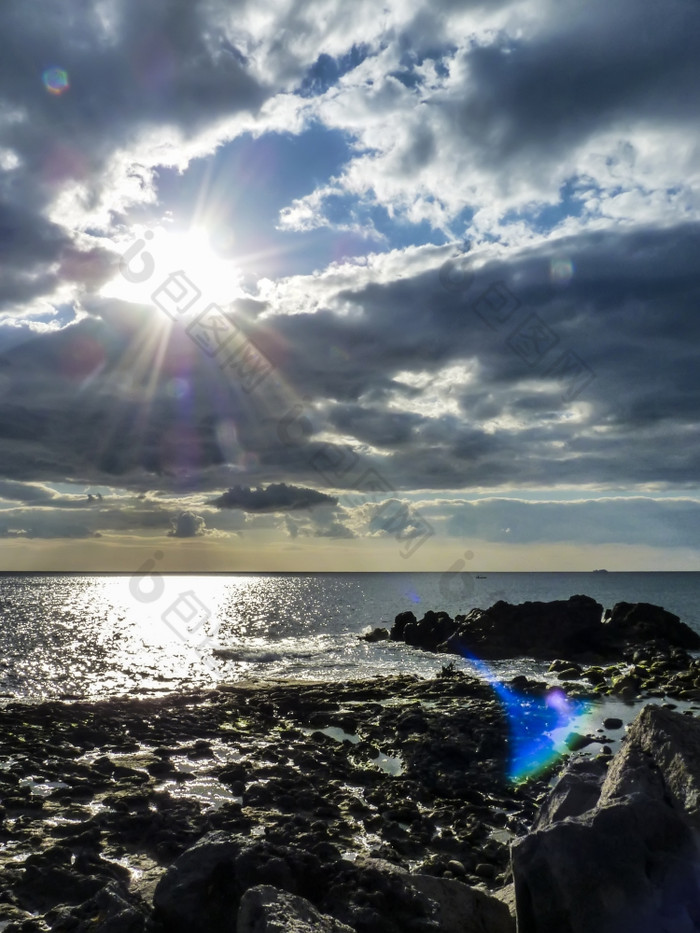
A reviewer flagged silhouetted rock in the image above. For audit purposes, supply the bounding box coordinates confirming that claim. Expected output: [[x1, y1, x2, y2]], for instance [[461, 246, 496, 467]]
[[360, 627, 390, 643], [388, 597, 700, 664], [603, 601, 700, 650]]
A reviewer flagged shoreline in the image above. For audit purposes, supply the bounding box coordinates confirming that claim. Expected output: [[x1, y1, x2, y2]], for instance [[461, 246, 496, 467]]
[[0, 671, 557, 929], [2, 667, 699, 929], [2, 594, 700, 929]]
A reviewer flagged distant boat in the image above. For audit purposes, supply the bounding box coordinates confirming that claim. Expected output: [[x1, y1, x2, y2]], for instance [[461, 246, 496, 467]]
[[476, 574, 487, 579], [592, 569, 609, 573]]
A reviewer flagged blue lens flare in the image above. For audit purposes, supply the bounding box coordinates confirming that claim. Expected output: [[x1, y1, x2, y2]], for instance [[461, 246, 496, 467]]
[[461, 652, 596, 783]]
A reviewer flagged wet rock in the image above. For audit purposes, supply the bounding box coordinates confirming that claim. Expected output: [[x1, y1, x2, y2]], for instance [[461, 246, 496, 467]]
[[390, 611, 417, 641], [48, 881, 148, 933], [360, 628, 390, 643], [388, 598, 700, 671], [564, 732, 596, 752], [237, 885, 355, 932], [602, 717, 623, 730]]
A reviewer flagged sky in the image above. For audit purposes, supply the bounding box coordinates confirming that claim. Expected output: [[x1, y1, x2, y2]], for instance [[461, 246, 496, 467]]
[[1, 0, 699, 571]]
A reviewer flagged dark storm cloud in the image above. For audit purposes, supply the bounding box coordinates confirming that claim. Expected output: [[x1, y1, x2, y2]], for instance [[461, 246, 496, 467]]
[[0, 0, 265, 194], [210, 483, 336, 512], [1, 221, 699, 497], [260, 221, 700, 490], [448, 0, 700, 165]]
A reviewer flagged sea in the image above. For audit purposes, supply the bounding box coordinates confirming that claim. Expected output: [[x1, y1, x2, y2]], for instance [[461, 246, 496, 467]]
[[1, 572, 699, 702]]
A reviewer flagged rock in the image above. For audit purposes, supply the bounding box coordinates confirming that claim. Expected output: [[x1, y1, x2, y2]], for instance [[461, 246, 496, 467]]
[[387, 597, 700, 666], [564, 732, 596, 751], [603, 704, 700, 828], [556, 667, 583, 680], [602, 717, 623, 730], [406, 872, 514, 933], [237, 885, 355, 932], [360, 627, 390, 643], [391, 596, 606, 660], [492, 883, 517, 922], [603, 602, 700, 650], [354, 858, 514, 933], [153, 833, 325, 933], [532, 758, 607, 831], [48, 882, 148, 933], [513, 795, 700, 932], [511, 705, 700, 932], [390, 611, 416, 641]]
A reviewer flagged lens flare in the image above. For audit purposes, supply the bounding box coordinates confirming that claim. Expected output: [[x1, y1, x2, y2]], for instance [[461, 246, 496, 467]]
[[550, 258, 574, 285], [43, 67, 69, 95], [462, 652, 596, 783]]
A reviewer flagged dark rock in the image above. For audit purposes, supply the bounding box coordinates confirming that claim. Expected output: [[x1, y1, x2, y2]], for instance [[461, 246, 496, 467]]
[[512, 706, 700, 932], [602, 717, 623, 730], [237, 885, 354, 932], [390, 611, 416, 641], [342, 858, 514, 933], [387, 597, 700, 666], [153, 833, 325, 933], [360, 628, 390, 643], [48, 882, 148, 933], [564, 732, 596, 752], [391, 596, 605, 660], [603, 602, 700, 650]]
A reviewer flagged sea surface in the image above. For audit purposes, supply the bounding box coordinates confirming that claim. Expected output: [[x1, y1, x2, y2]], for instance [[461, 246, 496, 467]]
[[1, 572, 699, 700]]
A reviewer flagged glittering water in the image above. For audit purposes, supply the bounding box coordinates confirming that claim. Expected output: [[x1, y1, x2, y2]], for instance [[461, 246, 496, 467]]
[[0, 572, 698, 700]]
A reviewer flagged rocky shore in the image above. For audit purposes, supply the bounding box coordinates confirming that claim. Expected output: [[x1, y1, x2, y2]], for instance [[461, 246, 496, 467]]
[[1, 597, 699, 931]]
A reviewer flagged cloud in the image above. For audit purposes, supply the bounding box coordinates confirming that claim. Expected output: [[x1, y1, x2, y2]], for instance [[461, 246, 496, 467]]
[[210, 483, 336, 512], [1, 0, 699, 563], [169, 510, 207, 537], [442, 496, 700, 551]]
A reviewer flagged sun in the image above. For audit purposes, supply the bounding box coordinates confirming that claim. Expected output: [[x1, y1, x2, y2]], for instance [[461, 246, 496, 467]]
[[102, 225, 243, 311]]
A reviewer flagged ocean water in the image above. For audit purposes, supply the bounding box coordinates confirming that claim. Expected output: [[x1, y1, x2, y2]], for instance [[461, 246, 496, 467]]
[[0, 572, 699, 700]]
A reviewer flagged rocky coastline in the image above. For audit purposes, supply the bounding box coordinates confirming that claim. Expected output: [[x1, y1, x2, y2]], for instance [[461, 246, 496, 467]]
[[0, 597, 699, 931]]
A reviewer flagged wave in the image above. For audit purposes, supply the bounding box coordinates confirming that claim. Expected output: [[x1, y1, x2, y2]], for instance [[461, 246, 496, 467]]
[[211, 642, 331, 664]]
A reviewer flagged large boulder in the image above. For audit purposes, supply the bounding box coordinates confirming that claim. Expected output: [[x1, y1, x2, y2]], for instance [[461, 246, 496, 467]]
[[511, 706, 700, 932], [348, 858, 514, 933], [152, 834, 324, 933], [512, 796, 700, 933], [601, 704, 700, 827], [237, 885, 354, 932]]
